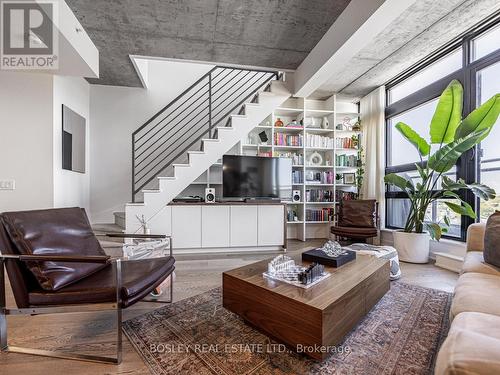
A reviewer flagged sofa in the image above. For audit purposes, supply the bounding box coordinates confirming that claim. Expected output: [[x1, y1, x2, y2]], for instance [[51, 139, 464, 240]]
[[435, 223, 500, 375]]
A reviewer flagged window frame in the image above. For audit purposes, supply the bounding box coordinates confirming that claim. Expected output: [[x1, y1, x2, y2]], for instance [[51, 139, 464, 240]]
[[384, 14, 500, 242]]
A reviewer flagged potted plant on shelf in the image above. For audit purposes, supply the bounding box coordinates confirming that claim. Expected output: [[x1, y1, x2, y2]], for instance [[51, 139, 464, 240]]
[[385, 80, 500, 263]]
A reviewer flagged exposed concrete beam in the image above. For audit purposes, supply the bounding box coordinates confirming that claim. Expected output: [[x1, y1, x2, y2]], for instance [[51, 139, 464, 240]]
[[293, 0, 418, 97]]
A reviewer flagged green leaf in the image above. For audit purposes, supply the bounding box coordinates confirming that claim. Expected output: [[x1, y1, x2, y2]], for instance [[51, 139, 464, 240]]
[[455, 94, 500, 141], [416, 163, 427, 180], [428, 129, 488, 173], [426, 222, 442, 241], [442, 176, 496, 200], [395, 122, 431, 156], [444, 216, 450, 226], [430, 80, 463, 144], [444, 201, 476, 219], [384, 173, 414, 192]]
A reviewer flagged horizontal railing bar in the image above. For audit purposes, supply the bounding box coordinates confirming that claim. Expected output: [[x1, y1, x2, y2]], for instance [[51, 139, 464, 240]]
[[134, 67, 230, 144], [210, 73, 266, 119], [135, 118, 212, 184], [134, 126, 209, 191], [132, 66, 218, 136], [134, 101, 210, 164], [135, 79, 211, 147], [135, 68, 238, 151], [136, 126, 210, 184], [134, 107, 210, 170]]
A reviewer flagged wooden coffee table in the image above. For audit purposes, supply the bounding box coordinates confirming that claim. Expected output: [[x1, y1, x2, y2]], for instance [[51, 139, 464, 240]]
[[222, 253, 390, 360]]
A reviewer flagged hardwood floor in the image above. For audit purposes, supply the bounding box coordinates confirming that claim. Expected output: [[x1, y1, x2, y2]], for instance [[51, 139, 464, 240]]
[[0, 239, 458, 374]]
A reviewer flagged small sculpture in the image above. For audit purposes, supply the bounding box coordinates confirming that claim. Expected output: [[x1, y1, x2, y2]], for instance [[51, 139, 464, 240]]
[[319, 240, 348, 258], [265, 255, 328, 286]]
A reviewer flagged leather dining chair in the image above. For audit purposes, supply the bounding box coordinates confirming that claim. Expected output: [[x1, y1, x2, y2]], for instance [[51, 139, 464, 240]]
[[0, 207, 175, 364], [330, 199, 379, 244]]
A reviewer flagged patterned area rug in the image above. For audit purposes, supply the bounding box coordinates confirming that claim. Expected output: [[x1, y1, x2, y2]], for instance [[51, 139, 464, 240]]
[[123, 283, 451, 375]]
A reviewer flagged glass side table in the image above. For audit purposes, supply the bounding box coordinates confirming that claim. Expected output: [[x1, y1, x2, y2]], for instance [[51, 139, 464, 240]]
[[106, 233, 173, 303]]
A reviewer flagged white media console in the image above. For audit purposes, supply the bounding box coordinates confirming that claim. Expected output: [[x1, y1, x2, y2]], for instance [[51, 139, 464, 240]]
[[127, 202, 287, 253]]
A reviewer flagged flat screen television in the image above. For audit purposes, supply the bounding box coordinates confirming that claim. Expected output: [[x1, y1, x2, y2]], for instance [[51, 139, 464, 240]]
[[223, 155, 292, 200]]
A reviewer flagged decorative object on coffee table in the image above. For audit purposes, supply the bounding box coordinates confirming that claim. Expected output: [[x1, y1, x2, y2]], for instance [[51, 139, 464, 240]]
[[263, 254, 329, 288], [343, 243, 401, 280], [302, 240, 356, 267]]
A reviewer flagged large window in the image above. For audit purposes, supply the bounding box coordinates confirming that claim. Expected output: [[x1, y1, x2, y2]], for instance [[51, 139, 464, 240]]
[[385, 16, 500, 241]]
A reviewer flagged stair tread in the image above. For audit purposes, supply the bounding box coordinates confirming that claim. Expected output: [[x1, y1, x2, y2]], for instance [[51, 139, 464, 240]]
[[158, 176, 176, 180], [143, 189, 161, 193], [173, 163, 191, 167]]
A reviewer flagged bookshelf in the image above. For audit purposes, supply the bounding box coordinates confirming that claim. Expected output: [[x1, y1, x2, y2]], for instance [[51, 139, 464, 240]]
[[238, 95, 361, 240]]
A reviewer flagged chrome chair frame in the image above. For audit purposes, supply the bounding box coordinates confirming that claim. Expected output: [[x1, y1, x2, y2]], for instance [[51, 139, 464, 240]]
[[0, 236, 174, 364]]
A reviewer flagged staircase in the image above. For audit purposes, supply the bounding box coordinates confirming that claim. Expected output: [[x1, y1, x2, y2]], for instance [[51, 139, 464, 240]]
[[125, 66, 290, 233]]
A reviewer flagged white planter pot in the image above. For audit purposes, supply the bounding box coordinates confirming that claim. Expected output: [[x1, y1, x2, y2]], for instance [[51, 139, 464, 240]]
[[393, 231, 430, 264]]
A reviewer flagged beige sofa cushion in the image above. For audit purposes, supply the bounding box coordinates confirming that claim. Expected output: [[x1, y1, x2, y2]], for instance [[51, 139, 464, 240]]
[[451, 272, 500, 320], [435, 312, 500, 375], [466, 223, 485, 252], [462, 251, 500, 277]]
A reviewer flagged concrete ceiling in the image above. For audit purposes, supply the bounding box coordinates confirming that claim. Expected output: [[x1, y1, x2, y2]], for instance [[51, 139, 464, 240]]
[[319, 0, 500, 100], [66, 0, 351, 87]]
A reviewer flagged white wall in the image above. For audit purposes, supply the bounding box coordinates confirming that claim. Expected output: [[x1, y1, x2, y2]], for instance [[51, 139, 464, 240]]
[[90, 59, 214, 223], [0, 72, 91, 213], [0, 71, 54, 211], [53, 75, 91, 212]]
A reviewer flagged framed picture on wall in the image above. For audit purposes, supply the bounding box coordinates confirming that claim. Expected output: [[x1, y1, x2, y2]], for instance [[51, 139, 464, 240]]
[[62, 105, 86, 173], [343, 173, 355, 184]]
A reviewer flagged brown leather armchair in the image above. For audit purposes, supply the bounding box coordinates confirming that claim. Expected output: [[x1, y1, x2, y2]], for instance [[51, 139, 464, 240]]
[[330, 200, 379, 243], [0, 207, 175, 364]]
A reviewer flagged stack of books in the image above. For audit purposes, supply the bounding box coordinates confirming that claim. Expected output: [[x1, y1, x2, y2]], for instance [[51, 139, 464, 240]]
[[274, 133, 303, 146], [336, 137, 356, 149], [336, 154, 358, 167], [305, 134, 334, 148], [306, 208, 334, 222], [292, 170, 303, 184], [306, 189, 335, 202]]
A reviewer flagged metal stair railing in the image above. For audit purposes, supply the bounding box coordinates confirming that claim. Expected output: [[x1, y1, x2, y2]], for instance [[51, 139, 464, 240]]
[[131, 66, 279, 202]]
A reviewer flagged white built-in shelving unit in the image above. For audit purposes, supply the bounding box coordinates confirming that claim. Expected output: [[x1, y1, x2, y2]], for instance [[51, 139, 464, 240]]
[[178, 94, 361, 241]]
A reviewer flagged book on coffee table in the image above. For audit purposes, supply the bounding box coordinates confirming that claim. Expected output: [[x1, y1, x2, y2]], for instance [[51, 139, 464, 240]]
[[301, 248, 356, 267]]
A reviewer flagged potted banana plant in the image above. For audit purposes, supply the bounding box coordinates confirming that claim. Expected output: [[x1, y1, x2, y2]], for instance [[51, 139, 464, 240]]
[[385, 80, 500, 263]]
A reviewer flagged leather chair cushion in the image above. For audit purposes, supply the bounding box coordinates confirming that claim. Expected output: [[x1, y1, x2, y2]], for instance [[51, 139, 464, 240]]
[[484, 211, 500, 268], [2, 207, 108, 291], [339, 200, 377, 228], [29, 257, 175, 308], [331, 226, 378, 237]]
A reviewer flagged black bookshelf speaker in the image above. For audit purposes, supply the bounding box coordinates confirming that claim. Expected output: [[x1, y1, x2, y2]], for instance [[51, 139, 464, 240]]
[[205, 187, 216, 203], [292, 190, 301, 202]]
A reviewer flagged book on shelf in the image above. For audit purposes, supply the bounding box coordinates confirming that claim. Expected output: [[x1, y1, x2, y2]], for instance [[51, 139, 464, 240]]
[[305, 133, 334, 148], [287, 209, 300, 222], [306, 208, 334, 222], [335, 154, 358, 167], [258, 151, 272, 157], [274, 151, 303, 165], [335, 191, 358, 201], [305, 171, 334, 184], [274, 133, 303, 146], [292, 170, 303, 184], [305, 189, 335, 202], [335, 137, 357, 149]]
